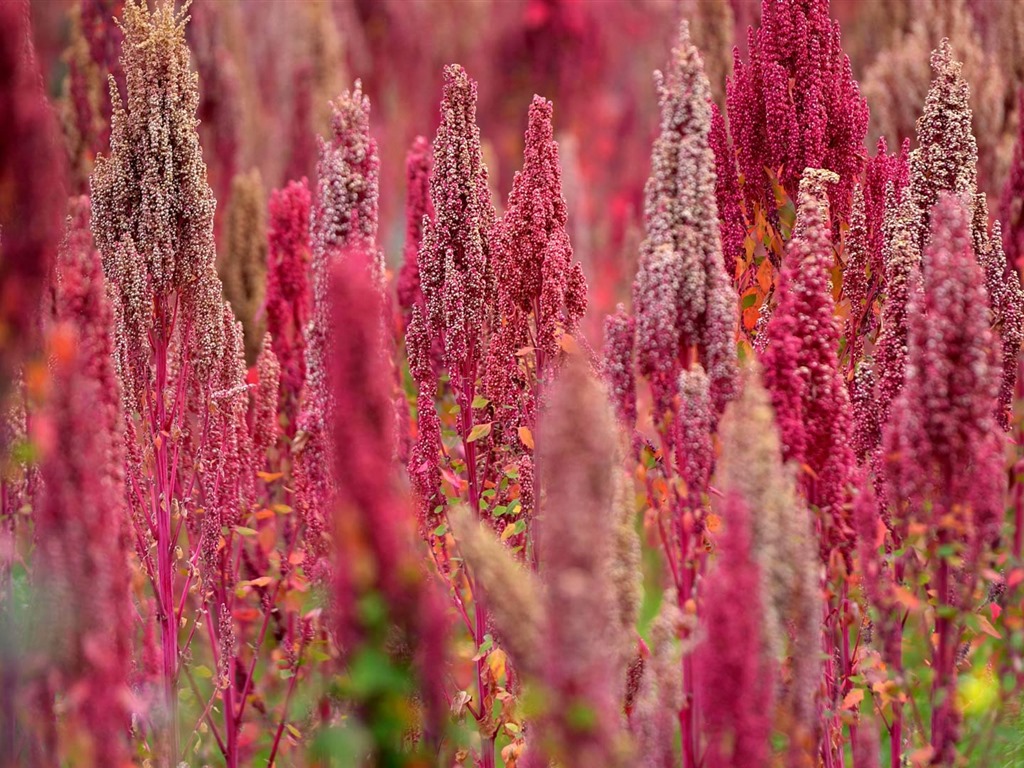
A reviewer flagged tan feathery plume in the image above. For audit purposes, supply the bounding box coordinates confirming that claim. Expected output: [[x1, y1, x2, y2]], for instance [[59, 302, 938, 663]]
[[220, 168, 268, 363], [448, 506, 544, 678]]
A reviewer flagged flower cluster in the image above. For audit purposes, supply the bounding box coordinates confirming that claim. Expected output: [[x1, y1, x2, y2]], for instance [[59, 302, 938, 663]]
[[632, 22, 738, 418], [396, 136, 435, 329], [761, 169, 854, 545], [417, 64, 496, 377], [485, 95, 587, 430], [294, 83, 381, 572], [727, 0, 869, 220], [266, 177, 312, 418]]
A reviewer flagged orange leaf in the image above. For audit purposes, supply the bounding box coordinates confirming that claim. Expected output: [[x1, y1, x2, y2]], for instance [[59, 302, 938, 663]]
[[518, 426, 534, 450], [978, 615, 1002, 639], [842, 689, 864, 710]]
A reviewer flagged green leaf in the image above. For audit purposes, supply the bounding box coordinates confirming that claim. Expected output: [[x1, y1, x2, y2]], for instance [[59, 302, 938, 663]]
[[472, 634, 494, 661], [467, 422, 492, 443], [433, 523, 448, 537], [472, 395, 490, 409], [235, 526, 258, 537], [193, 665, 213, 679]]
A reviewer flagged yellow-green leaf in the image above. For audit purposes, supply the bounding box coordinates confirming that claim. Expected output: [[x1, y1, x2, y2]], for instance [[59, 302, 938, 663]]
[[467, 422, 492, 443]]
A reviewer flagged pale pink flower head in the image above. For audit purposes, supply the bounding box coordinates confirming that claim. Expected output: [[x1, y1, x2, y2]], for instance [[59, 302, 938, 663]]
[[633, 22, 738, 418], [885, 193, 1004, 547], [312, 80, 379, 258], [908, 40, 978, 250]]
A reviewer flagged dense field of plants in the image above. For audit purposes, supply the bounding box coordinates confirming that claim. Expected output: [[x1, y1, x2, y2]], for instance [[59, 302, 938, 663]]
[[5, 0, 1024, 765]]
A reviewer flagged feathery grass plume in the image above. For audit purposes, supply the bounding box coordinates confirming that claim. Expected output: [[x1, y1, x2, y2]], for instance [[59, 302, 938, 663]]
[[608, 467, 643, 704], [31, 198, 132, 764], [716, 364, 820, 756], [532, 356, 630, 767], [396, 136, 435, 330], [709, 102, 744, 280], [907, 39, 979, 251], [760, 168, 854, 551], [266, 177, 312, 422], [726, 0, 868, 221], [696, 492, 775, 768], [327, 249, 448, 751], [884, 193, 1005, 764], [0, 0, 66, 401], [1001, 88, 1024, 271], [219, 168, 267, 363], [294, 82, 380, 575], [632, 21, 738, 418], [448, 506, 544, 678], [602, 304, 637, 432], [633, 596, 682, 768], [418, 64, 496, 377]]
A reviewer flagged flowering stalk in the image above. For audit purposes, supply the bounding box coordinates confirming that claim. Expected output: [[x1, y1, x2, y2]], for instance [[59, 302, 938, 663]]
[[327, 249, 448, 757], [26, 196, 133, 765], [0, 0, 66, 399], [294, 80, 380, 579], [628, 22, 739, 766], [760, 167, 855, 765], [89, 4, 270, 764], [884, 193, 1005, 764], [266, 177, 312, 430]]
